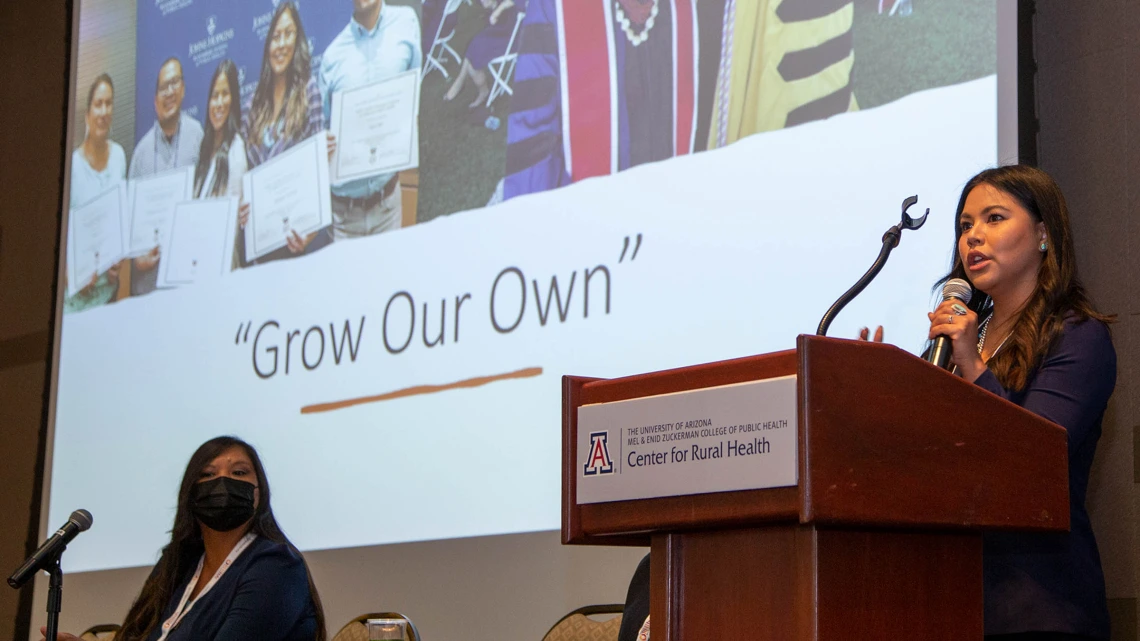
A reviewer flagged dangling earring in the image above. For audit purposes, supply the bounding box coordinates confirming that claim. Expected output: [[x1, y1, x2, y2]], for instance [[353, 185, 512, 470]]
[[1040, 241, 1047, 252]]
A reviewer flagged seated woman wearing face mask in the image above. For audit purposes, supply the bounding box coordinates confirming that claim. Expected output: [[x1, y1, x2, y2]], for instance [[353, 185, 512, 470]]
[[42, 436, 326, 641]]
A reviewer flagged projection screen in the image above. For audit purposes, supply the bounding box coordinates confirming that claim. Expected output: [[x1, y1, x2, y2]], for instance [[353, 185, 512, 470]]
[[39, 0, 1023, 624]]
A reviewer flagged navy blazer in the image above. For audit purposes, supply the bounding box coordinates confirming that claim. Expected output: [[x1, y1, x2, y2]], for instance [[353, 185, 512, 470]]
[[145, 537, 318, 641], [977, 317, 1115, 639]]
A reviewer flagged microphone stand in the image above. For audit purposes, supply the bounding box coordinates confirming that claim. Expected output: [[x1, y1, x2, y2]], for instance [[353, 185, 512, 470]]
[[45, 553, 63, 641], [816, 195, 929, 337]]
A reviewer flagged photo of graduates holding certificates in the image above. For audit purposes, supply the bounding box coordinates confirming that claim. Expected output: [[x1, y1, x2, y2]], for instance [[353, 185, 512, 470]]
[[62, 0, 995, 314], [63, 0, 423, 313]]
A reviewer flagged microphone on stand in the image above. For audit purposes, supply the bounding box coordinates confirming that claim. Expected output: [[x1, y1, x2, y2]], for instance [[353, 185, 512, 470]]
[[7, 509, 92, 589], [925, 278, 973, 370], [7, 509, 92, 641]]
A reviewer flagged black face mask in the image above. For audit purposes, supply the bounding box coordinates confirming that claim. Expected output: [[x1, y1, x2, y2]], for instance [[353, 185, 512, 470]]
[[190, 477, 257, 532]]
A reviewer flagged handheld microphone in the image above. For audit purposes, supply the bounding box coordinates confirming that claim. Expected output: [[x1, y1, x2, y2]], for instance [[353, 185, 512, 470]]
[[925, 278, 973, 369], [7, 509, 92, 589]]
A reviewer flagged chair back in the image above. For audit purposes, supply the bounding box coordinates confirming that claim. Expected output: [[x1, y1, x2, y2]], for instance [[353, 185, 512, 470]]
[[331, 612, 422, 641], [80, 624, 120, 641], [541, 604, 624, 641], [484, 10, 528, 106], [438, 0, 464, 34], [503, 10, 526, 56], [424, 0, 467, 78]]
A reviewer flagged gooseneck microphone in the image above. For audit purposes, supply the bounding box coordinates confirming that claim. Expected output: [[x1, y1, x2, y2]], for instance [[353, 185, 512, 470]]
[[7, 509, 93, 589], [816, 195, 930, 336], [926, 278, 973, 370]]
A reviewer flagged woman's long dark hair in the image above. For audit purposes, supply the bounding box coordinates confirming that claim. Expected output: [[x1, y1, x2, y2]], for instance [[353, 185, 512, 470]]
[[248, 2, 312, 147], [935, 165, 1113, 391], [117, 436, 327, 641], [194, 60, 242, 198]]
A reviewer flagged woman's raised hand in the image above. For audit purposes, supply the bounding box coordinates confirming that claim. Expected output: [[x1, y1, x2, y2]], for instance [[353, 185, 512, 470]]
[[858, 326, 884, 342]]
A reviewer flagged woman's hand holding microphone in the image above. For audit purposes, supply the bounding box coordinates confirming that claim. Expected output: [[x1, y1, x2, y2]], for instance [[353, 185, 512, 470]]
[[927, 300, 987, 382], [857, 278, 988, 383]]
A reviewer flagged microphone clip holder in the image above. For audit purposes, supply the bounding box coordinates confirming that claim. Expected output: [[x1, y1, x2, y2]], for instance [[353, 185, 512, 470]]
[[45, 552, 64, 641], [816, 195, 930, 337]]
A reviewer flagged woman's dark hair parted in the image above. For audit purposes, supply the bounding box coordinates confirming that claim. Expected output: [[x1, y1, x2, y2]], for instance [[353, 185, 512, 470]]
[[248, 1, 312, 147], [116, 436, 327, 641], [936, 165, 1114, 391], [193, 60, 242, 198]]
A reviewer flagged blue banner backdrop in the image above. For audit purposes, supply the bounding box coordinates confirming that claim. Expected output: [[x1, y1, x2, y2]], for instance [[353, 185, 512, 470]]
[[134, 0, 362, 145]]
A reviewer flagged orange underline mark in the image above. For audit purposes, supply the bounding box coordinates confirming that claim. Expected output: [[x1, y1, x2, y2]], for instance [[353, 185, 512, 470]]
[[300, 367, 544, 414]]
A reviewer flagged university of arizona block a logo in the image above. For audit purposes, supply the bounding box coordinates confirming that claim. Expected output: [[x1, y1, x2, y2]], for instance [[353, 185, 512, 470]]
[[583, 431, 614, 476]]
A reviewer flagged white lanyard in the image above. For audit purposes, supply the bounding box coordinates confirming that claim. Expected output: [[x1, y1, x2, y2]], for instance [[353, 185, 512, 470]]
[[156, 533, 257, 641]]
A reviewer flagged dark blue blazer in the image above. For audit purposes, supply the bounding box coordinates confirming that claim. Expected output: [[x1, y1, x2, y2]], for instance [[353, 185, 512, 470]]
[[976, 317, 1115, 639], [145, 537, 318, 641]]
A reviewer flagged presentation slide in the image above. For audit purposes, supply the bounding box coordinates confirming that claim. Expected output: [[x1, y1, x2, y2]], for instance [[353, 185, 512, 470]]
[[52, 0, 1006, 572]]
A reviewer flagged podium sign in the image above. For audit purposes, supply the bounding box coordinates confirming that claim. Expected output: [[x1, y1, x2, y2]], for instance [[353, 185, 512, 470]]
[[576, 376, 798, 504]]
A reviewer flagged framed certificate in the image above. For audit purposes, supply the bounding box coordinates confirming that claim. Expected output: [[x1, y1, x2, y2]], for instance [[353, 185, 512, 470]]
[[66, 184, 126, 297], [127, 167, 192, 257], [242, 134, 333, 261], [330, 70, 421, 184], [157, 197, 238, 288]]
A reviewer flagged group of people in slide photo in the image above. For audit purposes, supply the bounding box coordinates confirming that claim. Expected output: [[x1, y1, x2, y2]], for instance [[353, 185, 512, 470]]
[[66, 0, 991, 314]]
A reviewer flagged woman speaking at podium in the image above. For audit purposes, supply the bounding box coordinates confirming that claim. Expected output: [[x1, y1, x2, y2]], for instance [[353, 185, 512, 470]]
[[41, 437, 326, 641], [617, 166, 1117, 641], [921, 165, 1115, 641]]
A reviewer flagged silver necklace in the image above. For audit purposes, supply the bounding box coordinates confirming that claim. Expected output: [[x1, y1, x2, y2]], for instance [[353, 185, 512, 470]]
[[977, 316, 1011, 361]]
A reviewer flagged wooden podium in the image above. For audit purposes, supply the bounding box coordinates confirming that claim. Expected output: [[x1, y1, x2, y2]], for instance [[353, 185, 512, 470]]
[[562, 335, 1068, 640]]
